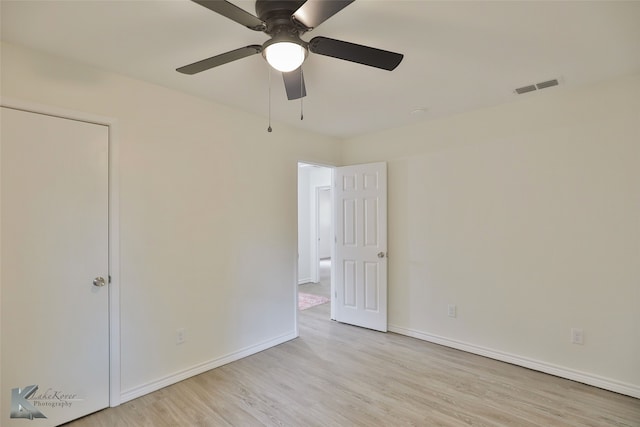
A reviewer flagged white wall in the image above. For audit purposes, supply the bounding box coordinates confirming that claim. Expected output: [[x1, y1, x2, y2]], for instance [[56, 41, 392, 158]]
[[0, 42, 341, 400], [342, 73, 640, 397]]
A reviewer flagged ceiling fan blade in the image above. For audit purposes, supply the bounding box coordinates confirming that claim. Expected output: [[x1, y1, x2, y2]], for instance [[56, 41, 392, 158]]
[[282, 67, 307, 100], [293, 0, 354, 30], [191, 0, 265, 31], [176, 45, 262, 75], [309, 36, 403, 71]]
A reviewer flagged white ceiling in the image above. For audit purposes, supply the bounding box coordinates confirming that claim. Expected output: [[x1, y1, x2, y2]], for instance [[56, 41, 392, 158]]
[[2, 0, 640, 139]]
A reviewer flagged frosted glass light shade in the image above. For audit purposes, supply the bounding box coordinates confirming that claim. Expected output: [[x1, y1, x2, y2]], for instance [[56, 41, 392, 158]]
[[264, 42, 306, 72]]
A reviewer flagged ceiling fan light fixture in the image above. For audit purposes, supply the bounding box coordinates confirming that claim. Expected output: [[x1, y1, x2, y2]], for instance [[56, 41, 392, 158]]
[[264, 41, 307, 72]]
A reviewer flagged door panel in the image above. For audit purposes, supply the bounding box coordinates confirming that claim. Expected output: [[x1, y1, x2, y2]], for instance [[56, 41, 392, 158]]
[[334, 162, 387, 332], [364, 198, 379, 246], [344, 260, 357, 307], [343, 198, 357, 246], [364, 261, 379, 311], [1, 107, 109, 426]]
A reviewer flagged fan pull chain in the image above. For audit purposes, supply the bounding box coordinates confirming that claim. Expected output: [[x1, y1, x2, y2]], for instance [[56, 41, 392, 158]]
[[300, 67, 304, 121], [267, 65, 273, 132]]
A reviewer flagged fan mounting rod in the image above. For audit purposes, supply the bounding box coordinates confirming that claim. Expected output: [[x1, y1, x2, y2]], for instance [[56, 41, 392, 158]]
[[255, 0, 307, 30]]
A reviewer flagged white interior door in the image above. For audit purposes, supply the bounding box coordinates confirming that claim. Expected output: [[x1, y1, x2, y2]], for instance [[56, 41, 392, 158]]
[[334, 162, 387, 332], [1, 107, 109, 426]]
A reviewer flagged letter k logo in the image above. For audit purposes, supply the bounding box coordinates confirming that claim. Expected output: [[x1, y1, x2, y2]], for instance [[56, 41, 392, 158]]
[[10, 385, 47, 419]]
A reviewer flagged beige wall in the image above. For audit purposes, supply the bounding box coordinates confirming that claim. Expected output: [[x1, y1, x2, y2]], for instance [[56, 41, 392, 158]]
[[3, 39, 639, 400], [1, 42, 341, 397], [343, 73, 640, 396]]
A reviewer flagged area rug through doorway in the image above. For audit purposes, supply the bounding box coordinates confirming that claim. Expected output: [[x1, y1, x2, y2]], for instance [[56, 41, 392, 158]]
[[298, 293, 330, 310]]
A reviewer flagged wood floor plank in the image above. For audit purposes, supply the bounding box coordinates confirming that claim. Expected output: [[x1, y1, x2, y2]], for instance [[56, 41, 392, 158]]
[[65, 295, 640, 426]]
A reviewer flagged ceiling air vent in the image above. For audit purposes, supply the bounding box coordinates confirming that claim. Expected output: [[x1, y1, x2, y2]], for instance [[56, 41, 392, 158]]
[[536, 79, 559, 90], [515, 78, 560, 95], [515, 85, 537, 94]]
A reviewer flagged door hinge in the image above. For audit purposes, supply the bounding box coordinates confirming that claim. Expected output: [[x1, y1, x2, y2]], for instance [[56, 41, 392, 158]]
[[108, 275, 111, 284]]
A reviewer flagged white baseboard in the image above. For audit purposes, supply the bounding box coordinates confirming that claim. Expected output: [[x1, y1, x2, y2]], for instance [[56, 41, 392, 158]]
[[120, 330, 298, 404], [298, 277, 312, 285], [388, 324, 640, 399]]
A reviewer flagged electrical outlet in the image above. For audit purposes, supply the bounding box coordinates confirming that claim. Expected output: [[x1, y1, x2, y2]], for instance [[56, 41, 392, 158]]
[[447, 304, 457, 318], [176, 328, 186, 345], [571, 328, 584, 345]]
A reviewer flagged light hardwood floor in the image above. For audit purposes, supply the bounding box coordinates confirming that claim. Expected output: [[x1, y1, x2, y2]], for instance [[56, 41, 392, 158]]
[[66, 269, 639, 426]]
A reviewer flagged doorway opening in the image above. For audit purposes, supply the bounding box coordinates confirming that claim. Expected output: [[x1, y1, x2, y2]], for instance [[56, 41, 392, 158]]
[[297, 162, 333, 319], [297, 161, 388, 332]]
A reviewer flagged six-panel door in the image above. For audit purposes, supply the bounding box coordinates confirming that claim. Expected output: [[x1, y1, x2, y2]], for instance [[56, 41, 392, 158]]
[[334, 162, 387, 332]]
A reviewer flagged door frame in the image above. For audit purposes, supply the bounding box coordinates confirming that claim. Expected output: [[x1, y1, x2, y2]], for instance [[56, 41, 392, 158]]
[[1, 97, 121, 407], [314, 185, 331, 279], [315, 185, 334, 319]]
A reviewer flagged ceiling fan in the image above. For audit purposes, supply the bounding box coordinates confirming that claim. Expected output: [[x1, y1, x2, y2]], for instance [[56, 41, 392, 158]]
[[177, 0, 404, 100]]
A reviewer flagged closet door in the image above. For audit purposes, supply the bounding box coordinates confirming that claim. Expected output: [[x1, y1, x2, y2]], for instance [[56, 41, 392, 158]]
[[1, 107, 109, 426]]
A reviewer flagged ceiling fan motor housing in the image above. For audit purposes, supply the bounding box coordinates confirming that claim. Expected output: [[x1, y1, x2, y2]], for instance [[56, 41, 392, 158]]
[[256, 0, 308, 34]]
